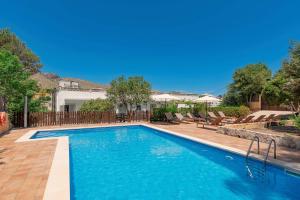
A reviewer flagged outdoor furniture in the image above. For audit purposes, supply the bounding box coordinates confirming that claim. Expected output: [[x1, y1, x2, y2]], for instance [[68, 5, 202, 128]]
[[187, 112, 206, 122], [266, 114, 282, 127], [208, 111, 218, 119], [264, 114, 276, 122], [253, 115, 266, 122], [217, 111, 227, 118], [165, 112, 180, 124], [198, 112, 207, 119], [231, 116, 245, 124], [175, 113, 193, 123], [241, 115, 255, 123], [209, 111, 236, 124], [196, 116, 224, 128]]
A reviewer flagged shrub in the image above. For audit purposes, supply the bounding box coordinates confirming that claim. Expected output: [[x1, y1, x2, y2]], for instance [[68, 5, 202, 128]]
[[193, 103, 206, 115], [209, 105, 250, 117], [238, 105, 251, 117], [279, 119, 287, 126], [294, 116, 300, 129], [151, 103, 178, 121], [80, 99, 114, 112], [151, 104, 251, 121]]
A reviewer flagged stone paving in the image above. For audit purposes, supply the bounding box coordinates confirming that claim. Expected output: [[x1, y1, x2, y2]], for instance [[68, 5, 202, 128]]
[[0, 122, 299, 200]]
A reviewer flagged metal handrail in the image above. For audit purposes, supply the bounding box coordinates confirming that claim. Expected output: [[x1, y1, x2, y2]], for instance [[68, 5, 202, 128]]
[[264, 139, 277, 163], [246, 136, 260, 159]]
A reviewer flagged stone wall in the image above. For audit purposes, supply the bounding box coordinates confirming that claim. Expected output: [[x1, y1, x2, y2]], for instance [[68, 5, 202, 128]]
[[0, 112, 10, 134], [217, 123, 300, 150]]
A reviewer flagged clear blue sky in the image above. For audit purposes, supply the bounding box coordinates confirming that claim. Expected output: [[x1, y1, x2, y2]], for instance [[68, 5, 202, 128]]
[[1, 0, 300, 95]]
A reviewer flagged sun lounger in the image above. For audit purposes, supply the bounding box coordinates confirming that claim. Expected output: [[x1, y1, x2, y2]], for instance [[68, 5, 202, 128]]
[[266, 114, 281, 127], [165, 112, 180, 124], [187, 112, 206, 122], [197, 116, 224, 128], [175, 113, 193, 122], [210, 117, 224, 125], [197, 112, 205, 118], [241, 115, 255, 123], [231, 116, 245, 124], [208, 112, 218, 119], [253, 115, 266, 122], [217, 111, 227, 118], [264, 114, 276, 122]]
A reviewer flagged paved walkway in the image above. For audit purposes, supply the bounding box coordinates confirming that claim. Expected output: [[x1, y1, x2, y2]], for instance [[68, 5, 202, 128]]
[[152, 122, 300, 163], [0, 122, 299, 200]]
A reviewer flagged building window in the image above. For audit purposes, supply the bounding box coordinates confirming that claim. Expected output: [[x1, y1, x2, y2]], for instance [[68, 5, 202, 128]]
[[136, 105, 141, 111], [64, 105, 69, 112]]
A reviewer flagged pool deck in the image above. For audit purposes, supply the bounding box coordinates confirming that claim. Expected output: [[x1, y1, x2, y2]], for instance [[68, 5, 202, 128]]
[[0, 122, 300, 200]]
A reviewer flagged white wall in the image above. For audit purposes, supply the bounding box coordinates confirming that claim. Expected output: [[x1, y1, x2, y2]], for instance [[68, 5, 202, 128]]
[[115, 103, 150, 114], [173, 94, 199, 101], [56, 90, 107, 111], [150, 94, 199, 102]]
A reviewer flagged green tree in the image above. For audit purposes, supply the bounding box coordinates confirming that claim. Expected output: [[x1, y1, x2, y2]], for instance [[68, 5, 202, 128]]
[[224, 63, 272, 105], [0, 28, 42, 73], [107, 76, 151, 116], [262, 72, 291, 106], [127, 76, 151, 108], [80, 99, 114, 112], [0, 50, 45, 113], [281, 42, 300, 111], [222, 88, 243, 106]]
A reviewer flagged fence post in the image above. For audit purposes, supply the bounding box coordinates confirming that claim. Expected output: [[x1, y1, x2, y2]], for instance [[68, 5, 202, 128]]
[[24, 96, 28, 128], [146, 110, 150, 122]]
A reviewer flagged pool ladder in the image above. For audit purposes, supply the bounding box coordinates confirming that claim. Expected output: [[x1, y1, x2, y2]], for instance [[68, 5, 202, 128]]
[[245, 136, 277, 180]]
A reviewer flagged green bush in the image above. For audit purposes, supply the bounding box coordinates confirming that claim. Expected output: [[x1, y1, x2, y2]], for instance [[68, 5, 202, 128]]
[[238, 105, 251, 117], [193, 103, 206, 115], [209, 105, 250, 117], [80, 99, 114, 112], [294, 116, 300, 129], [150, 104, 251, 121], [279, 119, 287, 126], [151, 103, 178, 121]]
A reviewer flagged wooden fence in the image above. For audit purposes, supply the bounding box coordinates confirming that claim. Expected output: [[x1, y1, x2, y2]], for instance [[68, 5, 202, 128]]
[[11, 111, 150, 128]]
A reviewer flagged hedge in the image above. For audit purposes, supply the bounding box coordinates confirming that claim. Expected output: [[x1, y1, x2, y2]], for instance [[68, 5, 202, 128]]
[[151, 104, 250, 121], [208, 105, 250, 117]]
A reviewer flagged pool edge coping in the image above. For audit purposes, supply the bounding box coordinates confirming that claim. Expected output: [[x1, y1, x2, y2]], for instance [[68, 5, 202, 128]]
[[143, 124, 300, 174], [15, 123, 300, 200], [15, 123, 143, 200]]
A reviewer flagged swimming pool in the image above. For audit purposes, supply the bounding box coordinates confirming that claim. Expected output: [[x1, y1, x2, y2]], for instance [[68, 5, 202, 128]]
[[32, 125, 300, 200]]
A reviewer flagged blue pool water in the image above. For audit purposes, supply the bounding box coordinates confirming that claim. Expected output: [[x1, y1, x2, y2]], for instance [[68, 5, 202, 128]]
[[32, 125, 300, 200]]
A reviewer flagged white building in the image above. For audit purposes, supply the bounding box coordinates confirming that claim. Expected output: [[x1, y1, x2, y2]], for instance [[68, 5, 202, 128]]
[[31, 73, 218, 113], [168, 92, 199, 101], [55, 88, 107, 112], [55, 84, 220, 112], [55, 80, 150, 113]]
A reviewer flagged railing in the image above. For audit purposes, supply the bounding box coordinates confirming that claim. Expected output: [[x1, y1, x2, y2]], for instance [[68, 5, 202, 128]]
[[246, 136, 260, 159], [264, 139, 277, 163], [11, 111, 150, 128], [245, 137, 277, 180]]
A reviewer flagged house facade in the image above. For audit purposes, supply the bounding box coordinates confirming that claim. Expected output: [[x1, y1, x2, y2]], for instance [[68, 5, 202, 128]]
[[55, 88, 107, 112], [32, 73, 220, 113]]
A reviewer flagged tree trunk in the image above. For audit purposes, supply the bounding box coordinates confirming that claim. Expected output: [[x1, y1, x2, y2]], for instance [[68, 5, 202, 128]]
[[0, 96, 7, 112], [125, 103, 131, 122]]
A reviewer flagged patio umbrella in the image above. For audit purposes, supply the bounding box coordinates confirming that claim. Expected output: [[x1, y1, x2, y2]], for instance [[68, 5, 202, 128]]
[[152, 94, 180, 102], [193, 95, 221, 120], [151, 94, 180, 107]]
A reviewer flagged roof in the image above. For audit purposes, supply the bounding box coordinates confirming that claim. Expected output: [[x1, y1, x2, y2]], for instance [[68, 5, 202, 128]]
[[167, 91, 200, 96], [30, 73, 109, 90], [30, 73, 57, 89], [61, 78, 109, 90]]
